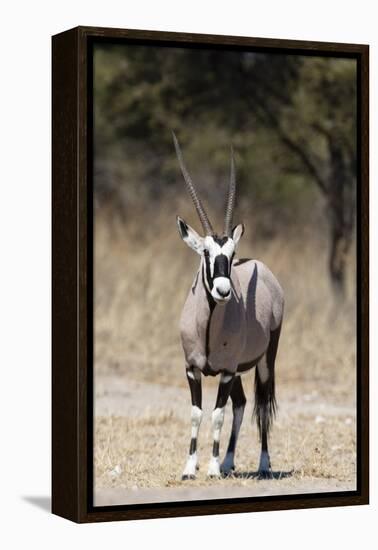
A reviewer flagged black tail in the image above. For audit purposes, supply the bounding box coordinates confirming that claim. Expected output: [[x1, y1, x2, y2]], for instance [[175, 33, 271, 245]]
[[252, 325, 281, 440], [253, 367, 277, 440]]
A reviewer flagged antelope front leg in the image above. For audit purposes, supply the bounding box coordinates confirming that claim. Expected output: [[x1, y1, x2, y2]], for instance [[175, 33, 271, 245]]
[[208, 372, 235, 478], [182, 366, 203, 480]]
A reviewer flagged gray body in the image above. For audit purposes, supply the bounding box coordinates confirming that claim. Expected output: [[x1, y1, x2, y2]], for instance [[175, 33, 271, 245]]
[[180, 258, 284, 375]]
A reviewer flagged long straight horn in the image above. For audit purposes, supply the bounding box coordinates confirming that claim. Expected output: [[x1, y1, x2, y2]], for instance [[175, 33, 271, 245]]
[[224, 146, 236, 236], [172, 131, 214, 236]]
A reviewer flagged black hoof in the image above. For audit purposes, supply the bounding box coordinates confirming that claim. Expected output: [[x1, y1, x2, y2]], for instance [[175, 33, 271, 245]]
[[182, 474, 196, 480], [221, 466, 235, 477]]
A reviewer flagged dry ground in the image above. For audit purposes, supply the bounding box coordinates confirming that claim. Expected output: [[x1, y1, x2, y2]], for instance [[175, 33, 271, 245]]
[[94, 203, 356, 505]]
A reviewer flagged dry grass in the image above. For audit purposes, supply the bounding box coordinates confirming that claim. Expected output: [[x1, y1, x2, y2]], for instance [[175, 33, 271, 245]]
[[95, 405, 356, 491], [94, 200, 356, 497]]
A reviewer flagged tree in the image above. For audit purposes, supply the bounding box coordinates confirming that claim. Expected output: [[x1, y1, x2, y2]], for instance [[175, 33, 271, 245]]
[[244, 55, 356, 296], [94, 46, 357, 294]]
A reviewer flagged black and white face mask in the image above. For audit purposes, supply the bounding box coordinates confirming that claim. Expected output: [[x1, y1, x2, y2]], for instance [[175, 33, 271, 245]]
[[177, 218, 244, 304]]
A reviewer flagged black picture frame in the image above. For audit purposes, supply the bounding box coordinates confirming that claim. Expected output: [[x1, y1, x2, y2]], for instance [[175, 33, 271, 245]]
[[52, 26, 369, 523]]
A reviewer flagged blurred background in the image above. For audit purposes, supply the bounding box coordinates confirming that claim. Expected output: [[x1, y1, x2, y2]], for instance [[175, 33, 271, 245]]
[[93, 43, 357, 504]]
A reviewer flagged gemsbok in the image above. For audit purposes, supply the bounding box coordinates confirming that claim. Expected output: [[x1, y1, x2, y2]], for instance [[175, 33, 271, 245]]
[[173, 133, 284, 479]]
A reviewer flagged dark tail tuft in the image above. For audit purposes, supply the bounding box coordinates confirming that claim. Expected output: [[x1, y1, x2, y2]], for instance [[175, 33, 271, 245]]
[[252, 367, 277, 440]]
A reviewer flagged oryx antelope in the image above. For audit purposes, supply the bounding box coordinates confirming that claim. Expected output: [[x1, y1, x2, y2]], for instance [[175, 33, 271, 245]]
[[173, 133, 284, 479]]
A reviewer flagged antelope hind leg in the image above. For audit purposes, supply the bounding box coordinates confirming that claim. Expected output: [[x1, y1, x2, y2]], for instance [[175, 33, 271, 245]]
[[221, 375, 246, 475], [255, 326, 281, 479]]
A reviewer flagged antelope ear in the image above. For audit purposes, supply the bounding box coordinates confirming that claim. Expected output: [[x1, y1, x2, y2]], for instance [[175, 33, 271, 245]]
[[176, 216, 204, 255], [232, 223, 244, 246]]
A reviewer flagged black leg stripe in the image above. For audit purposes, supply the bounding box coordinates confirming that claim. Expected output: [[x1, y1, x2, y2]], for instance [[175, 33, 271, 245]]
[[212, 441, 220, 457], [189, 437, 197, 455]]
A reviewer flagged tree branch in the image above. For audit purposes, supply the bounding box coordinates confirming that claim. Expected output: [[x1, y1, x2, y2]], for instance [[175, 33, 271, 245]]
[[253, 99, 329, 196]]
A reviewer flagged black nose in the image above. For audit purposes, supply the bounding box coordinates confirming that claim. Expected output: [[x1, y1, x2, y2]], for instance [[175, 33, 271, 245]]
[[217, 287, 230, 298]]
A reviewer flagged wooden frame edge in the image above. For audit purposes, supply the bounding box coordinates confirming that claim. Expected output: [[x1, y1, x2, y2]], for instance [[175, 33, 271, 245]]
[[76, 25, 369, 52], [52, 27, 80, 522], [359, 42, 369, 506], [52, 26, 369, 523]]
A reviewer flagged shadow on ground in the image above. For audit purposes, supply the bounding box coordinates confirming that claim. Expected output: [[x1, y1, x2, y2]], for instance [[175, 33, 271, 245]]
[[23, 496, 51, 513], [225, 470, 294, 480]]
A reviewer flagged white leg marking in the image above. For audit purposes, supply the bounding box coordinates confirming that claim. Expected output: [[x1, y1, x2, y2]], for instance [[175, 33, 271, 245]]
[[207, 407, 226, 477], [221, 405, 244, 474], [186, 370, 195, 380], [257, 354, 269, 384], [207, 456, 221, 477], [190, 405, 202, 439], [182, 453, 198, 478], [211, 407, 225, 442], [258, 450, 271, 473], [182, 406, 203, 479]]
